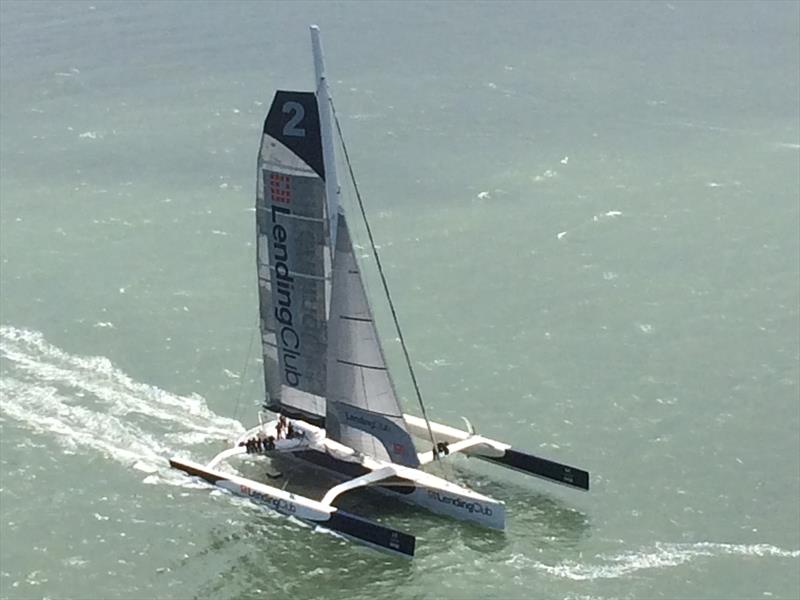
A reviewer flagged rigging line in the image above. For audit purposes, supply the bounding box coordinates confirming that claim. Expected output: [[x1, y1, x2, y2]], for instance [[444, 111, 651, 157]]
[[329, 98, 441, 462], [232, 315, 259, 423]]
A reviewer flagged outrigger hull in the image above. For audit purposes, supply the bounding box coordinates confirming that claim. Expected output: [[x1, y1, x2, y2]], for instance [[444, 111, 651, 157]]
[[403, 414, 590, 491], [169, 458, 416, 558]]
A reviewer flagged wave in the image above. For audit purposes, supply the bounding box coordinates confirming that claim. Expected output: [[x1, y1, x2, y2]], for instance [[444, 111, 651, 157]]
[[0, 326, 243, 481], [3, 326, 799, 572], [507, 541, 799, 581]]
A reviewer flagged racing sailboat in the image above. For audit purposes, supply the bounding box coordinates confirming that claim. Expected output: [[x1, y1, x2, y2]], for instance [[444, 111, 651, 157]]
[[170, 26, 589, 558]]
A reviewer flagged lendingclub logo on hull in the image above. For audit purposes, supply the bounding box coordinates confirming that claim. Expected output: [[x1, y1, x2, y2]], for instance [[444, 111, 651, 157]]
[[426, 490, 493, 517], [240, 484, 297, 514]]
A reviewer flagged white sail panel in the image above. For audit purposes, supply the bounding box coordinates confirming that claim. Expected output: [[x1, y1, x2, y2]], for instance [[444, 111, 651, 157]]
[[325, 213, 419, 466], [257, 90, 328, 424]]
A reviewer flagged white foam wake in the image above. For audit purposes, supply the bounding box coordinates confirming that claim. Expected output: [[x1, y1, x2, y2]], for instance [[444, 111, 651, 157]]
[[507, 541, 800, 581], [556, 210, 623, 241], [0, 326, 244, 479]]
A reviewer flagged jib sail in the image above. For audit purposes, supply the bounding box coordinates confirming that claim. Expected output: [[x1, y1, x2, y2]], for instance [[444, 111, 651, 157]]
[[324, 213, 419, 467]]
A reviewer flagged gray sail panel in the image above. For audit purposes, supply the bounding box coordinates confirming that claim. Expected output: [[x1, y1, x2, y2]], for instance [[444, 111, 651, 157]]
[[256, 90, 328, 424], [325, 213, 419, 467], [258, 255, 281, 404]]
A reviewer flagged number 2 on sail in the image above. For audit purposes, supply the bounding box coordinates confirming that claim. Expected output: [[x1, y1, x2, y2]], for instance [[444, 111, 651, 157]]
[[282, 101, 305, 137]]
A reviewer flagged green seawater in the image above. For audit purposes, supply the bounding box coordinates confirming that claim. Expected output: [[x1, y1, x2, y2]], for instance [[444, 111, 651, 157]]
[[1, 1, 798, 599]]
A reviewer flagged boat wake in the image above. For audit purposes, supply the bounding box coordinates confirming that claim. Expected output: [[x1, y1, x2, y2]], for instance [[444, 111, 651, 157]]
[[507, 541, 800, 581], [0, 326, 244, 485]]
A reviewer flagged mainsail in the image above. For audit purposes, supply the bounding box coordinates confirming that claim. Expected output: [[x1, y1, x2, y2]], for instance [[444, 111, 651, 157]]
[[325, 213, 420, 467], [256, 87, 419, 465], [257, 90, 328, 425]]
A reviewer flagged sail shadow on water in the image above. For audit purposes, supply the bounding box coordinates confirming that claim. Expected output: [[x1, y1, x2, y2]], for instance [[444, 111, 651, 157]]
[[264, 453, 438, 521]]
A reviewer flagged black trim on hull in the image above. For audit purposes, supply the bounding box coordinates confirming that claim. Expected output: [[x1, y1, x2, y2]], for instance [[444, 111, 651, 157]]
[[326, 511, 415, 557], [481, 449, 589, 491]]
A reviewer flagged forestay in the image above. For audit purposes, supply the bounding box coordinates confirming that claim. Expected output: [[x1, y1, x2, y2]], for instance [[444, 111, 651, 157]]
[[256, 90, 329, 425], [325, 213, 420, 467]]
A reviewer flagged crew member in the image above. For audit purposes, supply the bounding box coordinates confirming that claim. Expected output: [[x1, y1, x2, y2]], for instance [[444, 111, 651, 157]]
[[278, 415, 288, 439]]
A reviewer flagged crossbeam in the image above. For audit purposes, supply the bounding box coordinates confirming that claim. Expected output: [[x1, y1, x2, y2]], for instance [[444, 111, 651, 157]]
[[417, 435, 503, 465], [320, 466, 397, 506], [207, 445, 247, 469]]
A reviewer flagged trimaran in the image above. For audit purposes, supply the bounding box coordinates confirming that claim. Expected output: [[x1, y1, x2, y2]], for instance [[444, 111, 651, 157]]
[[170, 26, 589, 558]]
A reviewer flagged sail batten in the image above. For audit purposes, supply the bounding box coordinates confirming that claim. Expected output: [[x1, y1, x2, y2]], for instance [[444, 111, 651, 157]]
[[336, 359, 387, 370]]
